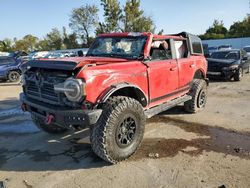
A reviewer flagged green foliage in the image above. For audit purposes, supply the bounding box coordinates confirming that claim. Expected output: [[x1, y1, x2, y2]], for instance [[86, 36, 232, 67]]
[[96, 0, 155, 34], [200, 15, 250, 40], [228, 15, 250, 38], [123, 0, 154, 32], [96, 0, 123, 34], [45, 28, 64, 50], [200, 20, 228, 40], [69, 4, 98, 46], [13, 34, 38, 52], [62, 27, 80, 49], [0, 38, 13, 52]]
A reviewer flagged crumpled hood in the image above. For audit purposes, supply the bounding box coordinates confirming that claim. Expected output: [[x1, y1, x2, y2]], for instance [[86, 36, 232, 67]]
[[24, 56, 132, 71]]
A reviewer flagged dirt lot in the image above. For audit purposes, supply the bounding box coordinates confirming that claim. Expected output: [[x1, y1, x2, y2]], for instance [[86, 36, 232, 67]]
[[0, 75, 250, 188]]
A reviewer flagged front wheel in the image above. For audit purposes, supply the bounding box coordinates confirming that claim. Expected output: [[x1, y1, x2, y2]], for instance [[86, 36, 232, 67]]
[[90, 96, 146, 164], [184, 79, 207, 113], [8, 71, 21, 82], [234, 68, 243, 81]]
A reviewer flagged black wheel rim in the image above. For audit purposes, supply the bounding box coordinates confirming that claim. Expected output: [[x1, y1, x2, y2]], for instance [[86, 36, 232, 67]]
[[198, 90, 206, 108], [9, 72, 20, 82], [116, 115, 137, 148]]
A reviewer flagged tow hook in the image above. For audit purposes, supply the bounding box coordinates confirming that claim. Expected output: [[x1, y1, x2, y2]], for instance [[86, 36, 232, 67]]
[[21, 103, 27, 112], [45, 114, 55, 125]]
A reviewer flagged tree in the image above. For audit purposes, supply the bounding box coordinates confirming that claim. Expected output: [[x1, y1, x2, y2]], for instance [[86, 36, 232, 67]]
[[96, 0, 155, 34], [0, 38, 13, 52], [13, 35, 38, 52], [36, 39, 50, 51], [45, 28, 64, 50], [228, 15, 250, 38], [62, 27, 80, 49], [200, 20, 228, 40], [69, 4, 98, 46], [98, 0, 123, 33], [123, 0, 155, 32]]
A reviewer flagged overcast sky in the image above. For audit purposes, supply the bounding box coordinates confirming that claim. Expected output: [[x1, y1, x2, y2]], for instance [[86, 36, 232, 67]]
[[0, 0, 249, 39]]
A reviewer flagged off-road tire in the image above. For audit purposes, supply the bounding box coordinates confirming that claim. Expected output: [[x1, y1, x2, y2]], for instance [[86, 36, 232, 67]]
[[8, 71, 21, 82], [234, 68, 243, 81], [184, 79, 207, 113], [31, 115, 68, 134], [90, 96, 146, 164]]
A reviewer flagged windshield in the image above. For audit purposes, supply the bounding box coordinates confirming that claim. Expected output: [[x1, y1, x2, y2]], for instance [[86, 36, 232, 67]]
[[86, 36, 147, 59], [211, 51, 240, 60], [243, 47, 250, 52]]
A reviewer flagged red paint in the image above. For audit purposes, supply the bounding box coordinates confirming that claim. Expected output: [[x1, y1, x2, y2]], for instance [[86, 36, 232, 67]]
[[69, 32, 207, 109]]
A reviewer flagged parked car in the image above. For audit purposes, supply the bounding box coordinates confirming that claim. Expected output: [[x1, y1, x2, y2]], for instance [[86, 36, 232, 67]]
[[207, 49, 250, 81], [208, 46, 219, 55], [0, 56, 23, 82], [243, 46, 250, 56], [218, 44, 232, 51], [28, 51, 49, 60], [20, 32, 208, 163]]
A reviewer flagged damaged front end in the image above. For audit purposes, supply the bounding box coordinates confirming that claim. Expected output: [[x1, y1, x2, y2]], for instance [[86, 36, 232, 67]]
[[20, 60, 102, 129]]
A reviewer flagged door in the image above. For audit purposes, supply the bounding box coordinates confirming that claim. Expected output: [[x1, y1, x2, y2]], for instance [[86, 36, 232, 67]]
[[174, 39, 196, 88], [146, 39, 179, 104], [147, 59, 179, 104]]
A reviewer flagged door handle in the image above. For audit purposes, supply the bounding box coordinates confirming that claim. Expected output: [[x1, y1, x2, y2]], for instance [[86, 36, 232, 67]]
[[190, 64, 195, 68], [170, 67, 177, 71]]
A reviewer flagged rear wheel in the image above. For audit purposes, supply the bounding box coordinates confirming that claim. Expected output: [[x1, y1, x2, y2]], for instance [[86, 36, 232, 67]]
[[31, 115, 68, 134], [184, 79, 207, 113], [234, 68, 243, 81], [90, 96, 145, 164], [8, 71, 21, 82]]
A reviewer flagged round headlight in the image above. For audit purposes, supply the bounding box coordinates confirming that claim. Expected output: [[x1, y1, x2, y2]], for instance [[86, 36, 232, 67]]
[[64, 79, 84, 102]]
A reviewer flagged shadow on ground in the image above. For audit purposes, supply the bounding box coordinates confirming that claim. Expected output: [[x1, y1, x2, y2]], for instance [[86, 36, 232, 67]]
[[0, 115, 249, 172], [0, 98, 21, 110]]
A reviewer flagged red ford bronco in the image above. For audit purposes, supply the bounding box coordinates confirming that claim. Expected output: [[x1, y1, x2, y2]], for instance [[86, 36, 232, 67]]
[[20, 32, 208, 163]]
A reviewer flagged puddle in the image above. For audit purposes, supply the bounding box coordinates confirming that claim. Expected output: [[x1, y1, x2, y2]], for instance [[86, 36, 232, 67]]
[[132, 116, 250, 160]]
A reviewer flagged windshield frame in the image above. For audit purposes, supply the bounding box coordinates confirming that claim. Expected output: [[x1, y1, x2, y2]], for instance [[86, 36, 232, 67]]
[[86, 36, 148, 60]]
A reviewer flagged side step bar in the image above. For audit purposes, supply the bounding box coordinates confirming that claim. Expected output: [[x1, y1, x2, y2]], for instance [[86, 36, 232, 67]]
[[145, 94, 192, 118]]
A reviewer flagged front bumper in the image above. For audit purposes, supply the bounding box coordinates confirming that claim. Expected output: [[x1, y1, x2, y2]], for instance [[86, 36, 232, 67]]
[[207, 69, 236, 79], [0, 72, 7, 79], [20, 93, 102, 129]]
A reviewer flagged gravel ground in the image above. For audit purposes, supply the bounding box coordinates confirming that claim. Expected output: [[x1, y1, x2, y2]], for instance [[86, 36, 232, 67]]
[[0, 75, 249, 188]]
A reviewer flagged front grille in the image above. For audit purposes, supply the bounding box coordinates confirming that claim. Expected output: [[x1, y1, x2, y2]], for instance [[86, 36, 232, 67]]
[[208, 63, 223, 72], [26, 80, 61, 105], [24, 69, 69, 106]]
